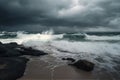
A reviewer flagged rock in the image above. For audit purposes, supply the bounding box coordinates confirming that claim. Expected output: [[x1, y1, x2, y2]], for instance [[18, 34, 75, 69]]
[[0, 44, 8, 57], [17, 47, 48, 56], [0, 42, 48, 57], [62, 58, 76, 62], [0, 44, 7, 53], [0, 42, 21, 57], [72, 60, 95, 71], [4, 42, 21, 57], [4, 49, 21, 57], [0, 57, 29, 80], [4, 42, 19, 49], [0, 50, 21, 57]]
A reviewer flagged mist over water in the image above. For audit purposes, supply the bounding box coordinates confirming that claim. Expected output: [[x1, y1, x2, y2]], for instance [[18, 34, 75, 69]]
[[0, 30, 120, 73]]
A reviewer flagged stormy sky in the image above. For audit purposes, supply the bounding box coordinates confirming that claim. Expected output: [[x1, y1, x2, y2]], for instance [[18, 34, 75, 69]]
[[0, 0, 120, 32]]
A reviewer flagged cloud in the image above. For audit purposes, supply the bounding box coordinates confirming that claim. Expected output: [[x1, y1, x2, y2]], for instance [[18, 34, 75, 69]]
[[109, 17, 120, 27], [0, 0, 120, 31]]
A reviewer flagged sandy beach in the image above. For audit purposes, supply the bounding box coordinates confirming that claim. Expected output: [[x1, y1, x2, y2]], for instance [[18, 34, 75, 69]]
[[18, 56, 119, 80]]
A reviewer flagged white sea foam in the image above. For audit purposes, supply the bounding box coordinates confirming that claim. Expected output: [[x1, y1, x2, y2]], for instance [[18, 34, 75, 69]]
[[0, 30, 63, 44]]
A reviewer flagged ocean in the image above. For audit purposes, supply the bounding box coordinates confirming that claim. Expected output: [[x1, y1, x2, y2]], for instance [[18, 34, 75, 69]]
[[0, 30, 120, 78]]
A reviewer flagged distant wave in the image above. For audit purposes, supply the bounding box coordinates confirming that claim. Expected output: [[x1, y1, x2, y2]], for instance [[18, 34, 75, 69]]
[[0, 31, 17, 38], [85, 34, 120, 41], [0, 31, 120, 42], [62, 33, 120, 41], [63, 33, 86, 41]]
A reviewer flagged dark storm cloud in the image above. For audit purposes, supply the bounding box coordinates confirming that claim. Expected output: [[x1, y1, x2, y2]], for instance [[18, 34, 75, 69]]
[[0, 0, 120, 30]]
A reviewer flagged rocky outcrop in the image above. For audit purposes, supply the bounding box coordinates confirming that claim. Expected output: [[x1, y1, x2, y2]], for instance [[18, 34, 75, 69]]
[[0, 42, 21, 57], [62, 57, 95, 71], [72, 60, 95, 71], [0, 42, 47, 57], [0, 57, 29, 80], [17, 47, 48, 56]]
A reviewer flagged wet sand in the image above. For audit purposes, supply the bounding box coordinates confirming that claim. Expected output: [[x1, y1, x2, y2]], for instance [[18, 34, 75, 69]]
[[18, 57, 119, 80]]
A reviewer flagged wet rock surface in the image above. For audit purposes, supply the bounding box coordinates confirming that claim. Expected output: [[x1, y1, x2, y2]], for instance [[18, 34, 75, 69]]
[[0, 57, 29, 80], [0, 42, 47, 57], [62, 57, 95, 71], [0, 42, 21, 57], [72, 60, 95, 71], [17, 47, 48, 56]]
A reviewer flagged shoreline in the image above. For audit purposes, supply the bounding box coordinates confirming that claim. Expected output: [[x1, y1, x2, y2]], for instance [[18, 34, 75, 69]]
[[0, 42, 120, 80], [18, 56, 118, 80], [18, 57, 96, 80]]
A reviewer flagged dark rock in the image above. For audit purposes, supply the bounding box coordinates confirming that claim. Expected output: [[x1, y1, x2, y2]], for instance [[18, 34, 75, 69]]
[[0, 42, 47, 57], [4, 49, 21, 57], [17, 47, 48, 56], [0, 42, 21, 57], [62, 58, 76, 62], [72, 60, 95, 71], [0, 50, 21, 57], [0, 47, 21, 57], [4, 42, 19, 49], [0, 44, 8, 57], [0, 57, 29, 80], [0, 44, 7, 53]]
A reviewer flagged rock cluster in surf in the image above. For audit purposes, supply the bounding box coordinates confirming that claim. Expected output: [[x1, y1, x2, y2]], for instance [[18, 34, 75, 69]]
[[0, 42, 47, 80], [62, 57, 95, 71]]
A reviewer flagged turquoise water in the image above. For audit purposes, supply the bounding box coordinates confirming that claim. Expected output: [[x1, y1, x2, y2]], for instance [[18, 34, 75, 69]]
[[0, 31, 120, 42]]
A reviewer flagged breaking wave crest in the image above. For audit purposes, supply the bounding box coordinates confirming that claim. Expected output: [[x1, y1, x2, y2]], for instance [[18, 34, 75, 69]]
[[0, 31, 120, 42]]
